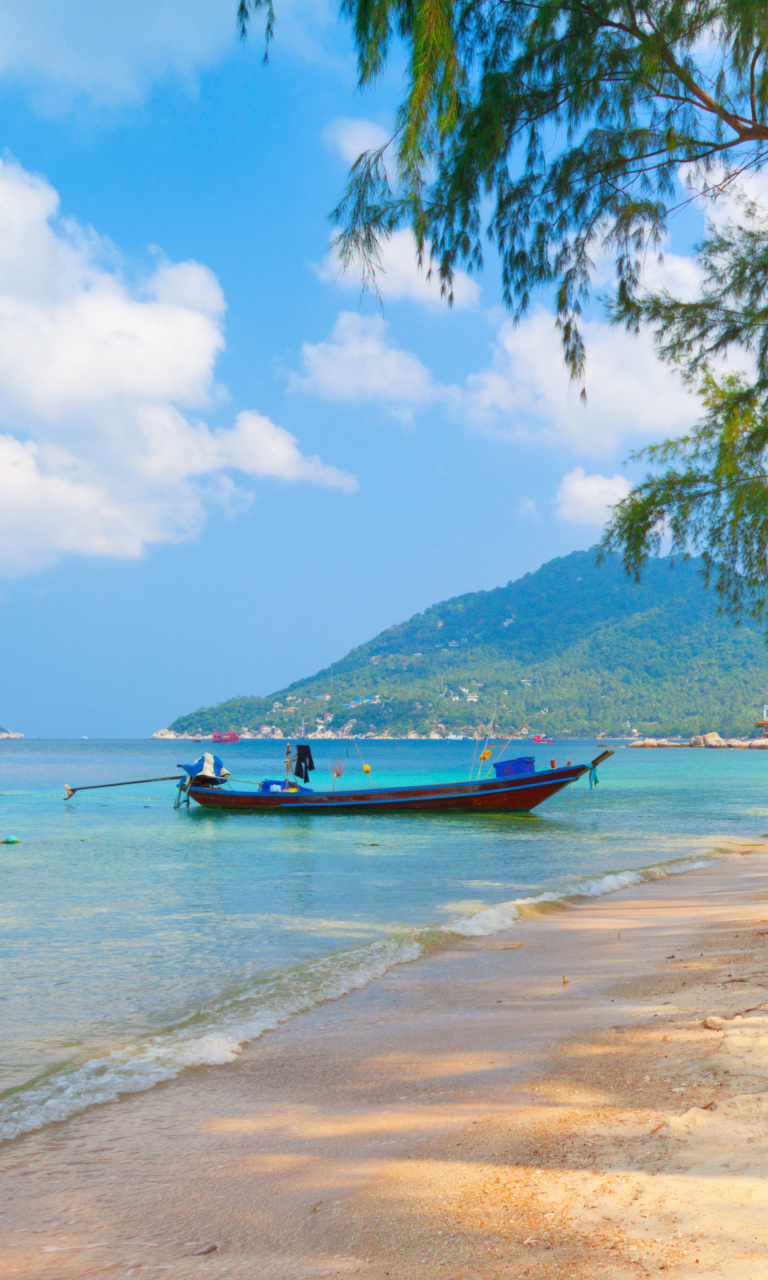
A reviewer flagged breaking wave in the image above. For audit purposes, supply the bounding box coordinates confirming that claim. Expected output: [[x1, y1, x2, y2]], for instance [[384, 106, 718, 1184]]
[[0, 847, 736, 1142]]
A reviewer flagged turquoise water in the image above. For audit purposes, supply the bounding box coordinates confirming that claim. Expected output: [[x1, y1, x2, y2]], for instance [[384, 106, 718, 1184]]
[[1, 737, 766, 1140]]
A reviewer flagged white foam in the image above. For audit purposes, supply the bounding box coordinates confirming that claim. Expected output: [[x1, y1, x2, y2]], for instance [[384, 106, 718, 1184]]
[[0, 848, 733, 1143], [0, 936, 422, 1142], [448, 856, 717, 937]]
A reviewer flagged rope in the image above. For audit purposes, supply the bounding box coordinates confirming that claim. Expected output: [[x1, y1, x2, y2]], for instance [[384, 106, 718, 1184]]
[[0, 792, 76, 799], [468, 733, 481, 782], [349, 737, 373, 782], [480, 715, 534, 781], [474, 709, 498, 781], [479, 709, 549, 780]]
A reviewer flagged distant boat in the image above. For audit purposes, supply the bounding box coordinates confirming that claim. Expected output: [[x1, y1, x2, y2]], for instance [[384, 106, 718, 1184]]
[[211, 730, 239, 743], [530, 733, 554, 744]]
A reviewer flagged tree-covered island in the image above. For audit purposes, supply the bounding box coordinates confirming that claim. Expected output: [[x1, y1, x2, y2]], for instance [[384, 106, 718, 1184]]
[[166, 551, 768, 740]]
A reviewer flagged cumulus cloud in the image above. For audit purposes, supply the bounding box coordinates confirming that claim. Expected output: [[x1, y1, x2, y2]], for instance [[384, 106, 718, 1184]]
[[322, 116, 391, 163], [465, 309, 698, 457], [0, 158, 355, 576], [0, 0, 344, 111], [555, 467, 630, 525], [319, 228, 482, 309], [321, 121, 481, 309], [0, 0, 235, 110], [293, 311, 457, 420], [296, 303, 697, 452]]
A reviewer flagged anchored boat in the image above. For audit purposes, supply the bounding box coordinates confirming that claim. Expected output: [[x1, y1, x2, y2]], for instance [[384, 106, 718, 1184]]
[[175, 747, 614, 814]]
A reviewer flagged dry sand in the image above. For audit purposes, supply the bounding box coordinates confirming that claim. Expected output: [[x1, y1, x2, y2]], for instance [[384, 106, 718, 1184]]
[[4, 841, 768, 1279]]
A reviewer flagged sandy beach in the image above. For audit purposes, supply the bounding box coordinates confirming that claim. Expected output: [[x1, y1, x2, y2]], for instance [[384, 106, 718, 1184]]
[[4, 841, 768, 1280]]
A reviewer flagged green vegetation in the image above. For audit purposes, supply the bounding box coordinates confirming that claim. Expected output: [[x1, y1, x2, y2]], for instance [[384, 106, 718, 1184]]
[[243, 0, 768, 624], [605, 245, 768, 627], [243, 0, 768, 381], [170, 550, 768, 739]]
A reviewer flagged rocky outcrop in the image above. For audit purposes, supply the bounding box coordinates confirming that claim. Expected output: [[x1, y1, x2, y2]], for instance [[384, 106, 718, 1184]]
[[0, 729, 23, 739], [629, 732, 768, 748]]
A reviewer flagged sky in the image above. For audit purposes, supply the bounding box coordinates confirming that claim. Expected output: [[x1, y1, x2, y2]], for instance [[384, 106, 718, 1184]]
[[0, 0, 718, 737]]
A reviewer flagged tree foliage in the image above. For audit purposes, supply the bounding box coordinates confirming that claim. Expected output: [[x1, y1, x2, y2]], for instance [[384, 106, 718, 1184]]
[[238, 0, 768, 622], [239, 0, 768, 378], [601, 210, 768, 626], [600, 369, 768, 624]]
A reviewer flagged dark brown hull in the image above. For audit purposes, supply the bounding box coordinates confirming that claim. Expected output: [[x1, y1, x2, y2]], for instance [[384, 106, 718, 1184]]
[[188, 761, 597, 814]]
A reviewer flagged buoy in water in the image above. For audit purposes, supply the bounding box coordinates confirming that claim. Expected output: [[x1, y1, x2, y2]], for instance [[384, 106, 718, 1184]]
[[3, 835, 20, 844]]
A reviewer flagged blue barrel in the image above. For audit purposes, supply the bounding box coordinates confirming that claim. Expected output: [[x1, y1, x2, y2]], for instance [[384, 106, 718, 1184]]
[[493, 756, 535, 778]]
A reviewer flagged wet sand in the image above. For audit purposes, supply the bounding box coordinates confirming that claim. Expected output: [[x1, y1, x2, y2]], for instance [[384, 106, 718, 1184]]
[[4, 841, 768, 1279]]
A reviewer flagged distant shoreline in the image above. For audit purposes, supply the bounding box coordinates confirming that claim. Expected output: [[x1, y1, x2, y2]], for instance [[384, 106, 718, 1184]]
[[150, 728, 768, 748]]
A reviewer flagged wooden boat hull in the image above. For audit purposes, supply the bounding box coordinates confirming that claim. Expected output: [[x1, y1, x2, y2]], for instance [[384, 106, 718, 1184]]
[[188, 761, 598, 814]]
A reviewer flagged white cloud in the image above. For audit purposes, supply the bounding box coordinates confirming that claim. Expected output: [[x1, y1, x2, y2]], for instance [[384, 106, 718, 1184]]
[[320, 123, 481, 310], [319, 227, 481, 310], [0, 0, 236, 110], [633, 247, 703, 302], [293, 312, 456, 420], [267, 0, 349, 72], [0, 158, 355, 576], [555, 467, 630, 525], [465, 309, 698, 457], [296, 303, 697, 454], [204, 410, 356, 490], [322, 116, 391, 164], [515, 496, 538, 520], [0, 0, 345, 111], [688, 163, 768, 230]]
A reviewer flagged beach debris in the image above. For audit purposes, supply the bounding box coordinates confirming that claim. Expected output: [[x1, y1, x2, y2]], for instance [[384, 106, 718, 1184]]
[[502, 942, 523, 949], [310, 1201, 323, 1213], [191, 1244, 217, 1255], [562, 975, 569, 985]]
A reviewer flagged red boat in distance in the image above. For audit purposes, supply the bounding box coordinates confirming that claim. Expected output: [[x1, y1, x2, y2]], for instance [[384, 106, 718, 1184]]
[[530, 733, 554, 744], [211, 730, 239, 743]]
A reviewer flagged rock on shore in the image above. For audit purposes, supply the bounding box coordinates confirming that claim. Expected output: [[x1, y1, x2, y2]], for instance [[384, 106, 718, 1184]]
[[628, 731, 768, 748]]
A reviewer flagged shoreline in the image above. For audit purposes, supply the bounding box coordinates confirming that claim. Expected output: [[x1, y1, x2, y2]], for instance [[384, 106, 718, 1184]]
[[4, 846, 768, 1277], [0, 848, 736, 1143]]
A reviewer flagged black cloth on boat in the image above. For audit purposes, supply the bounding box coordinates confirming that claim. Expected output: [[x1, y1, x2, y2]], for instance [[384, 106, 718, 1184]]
[[295, 744, 315, 783]]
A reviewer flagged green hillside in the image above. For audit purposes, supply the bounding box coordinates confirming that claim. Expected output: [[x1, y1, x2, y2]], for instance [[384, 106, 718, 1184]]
[[169, 550, 768, 739]]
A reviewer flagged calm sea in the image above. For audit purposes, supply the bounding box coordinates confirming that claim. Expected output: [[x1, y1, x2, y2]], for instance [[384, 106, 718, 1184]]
[[1, 737, 765, 1141]]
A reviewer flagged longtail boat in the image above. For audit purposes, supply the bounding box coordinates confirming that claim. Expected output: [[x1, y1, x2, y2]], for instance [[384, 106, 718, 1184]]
[[178, 749, 614, 814]]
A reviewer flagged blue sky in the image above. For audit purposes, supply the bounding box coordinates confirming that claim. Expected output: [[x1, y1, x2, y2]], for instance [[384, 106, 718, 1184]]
[[0, 0, 710, 737]]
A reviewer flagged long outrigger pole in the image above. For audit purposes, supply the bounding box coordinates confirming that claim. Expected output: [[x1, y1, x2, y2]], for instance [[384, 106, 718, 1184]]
[[63, 776, 183, 800]]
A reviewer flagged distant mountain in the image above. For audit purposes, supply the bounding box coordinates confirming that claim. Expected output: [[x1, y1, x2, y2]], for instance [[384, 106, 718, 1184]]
[[168, 550, 768, 739]]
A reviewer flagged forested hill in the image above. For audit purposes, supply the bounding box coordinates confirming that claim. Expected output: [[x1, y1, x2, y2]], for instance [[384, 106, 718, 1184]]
[[169, 550, 768, 739]]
